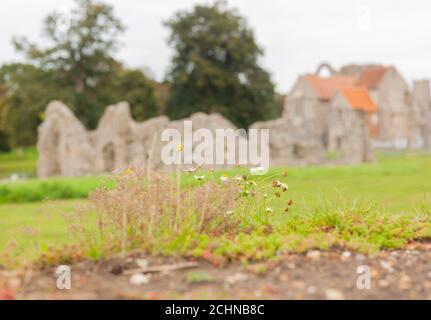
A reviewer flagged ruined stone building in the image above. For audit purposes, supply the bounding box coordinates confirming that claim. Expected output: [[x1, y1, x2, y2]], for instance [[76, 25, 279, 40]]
[[353, 66, 411, 148], [328, 87, 377, 163], [37, 63, 431, 177], [284, 63, 431, 155], [284, 73, 357, 149]]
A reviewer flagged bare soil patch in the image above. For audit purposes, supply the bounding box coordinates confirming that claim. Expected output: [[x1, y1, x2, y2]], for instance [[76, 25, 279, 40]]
[[3, 244, 431, 300]]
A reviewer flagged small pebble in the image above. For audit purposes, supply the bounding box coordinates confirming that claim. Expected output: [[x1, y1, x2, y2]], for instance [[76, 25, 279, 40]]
[[279, 273, 289, 283], [135, 259, 149, 269], [380, 260, 395, 273], [341, 251, 351, 261], [325, 288, 345, 300], [307, 286, 316, 294], [129, 273, 150, 286], [378, 279, 390, 288], [306, 250, 321, 261]]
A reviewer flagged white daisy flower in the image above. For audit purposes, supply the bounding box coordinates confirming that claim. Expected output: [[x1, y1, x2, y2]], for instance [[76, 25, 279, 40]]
[[234, 175, 243, 181], [247, 180, 257, 186], [280, 183, 289, 191]]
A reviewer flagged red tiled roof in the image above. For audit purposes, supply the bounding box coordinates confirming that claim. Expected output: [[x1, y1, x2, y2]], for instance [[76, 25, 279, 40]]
[[339, 86, 378, 113], [304, 75, 357, 101], [355, 67, 389, 89]]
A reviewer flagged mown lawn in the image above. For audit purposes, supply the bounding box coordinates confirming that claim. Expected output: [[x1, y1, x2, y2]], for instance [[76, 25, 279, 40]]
[[0, 147, 37, 179], [1, 151, 430, 212], [0, 200, 87, 265], [0, 151, 430, 266]]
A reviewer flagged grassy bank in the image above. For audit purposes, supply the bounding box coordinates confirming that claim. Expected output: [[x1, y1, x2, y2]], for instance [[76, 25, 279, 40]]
[[0, 152, 430, 213], [0, 152, 430, 267]]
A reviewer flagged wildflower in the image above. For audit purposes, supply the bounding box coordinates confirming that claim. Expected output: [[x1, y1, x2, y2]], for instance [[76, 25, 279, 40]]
[[183, 167, 197, 173], [272, 180, 282, 188], [123, 167, 134, 175], [265, 207, 273, 213], [220, 175, 228, 182], [263, 193, 268, 198], [282, 171, 289, 177], [234, 175, 243, 182], [274, 192, 281, 198], [225, 210, 234, 216], [247, 180, 257, 186], [280, 183, 289, 192], [250, 190, 257, 197], [176, 143, 184, 152], [194, 175, 205, 181]]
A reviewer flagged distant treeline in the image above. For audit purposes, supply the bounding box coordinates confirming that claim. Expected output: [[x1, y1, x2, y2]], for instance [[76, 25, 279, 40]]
[[0, 0, 280, 150]]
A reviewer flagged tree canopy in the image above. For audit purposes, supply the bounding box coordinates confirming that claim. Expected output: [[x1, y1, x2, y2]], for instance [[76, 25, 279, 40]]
[[164, 1, 278, 128], [0, 64, 65, 147], [0, 0, 159, 148], [12, 0, 125, 128]]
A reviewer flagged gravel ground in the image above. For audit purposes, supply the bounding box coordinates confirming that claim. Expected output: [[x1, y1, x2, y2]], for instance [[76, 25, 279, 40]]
[[2, 242, 431, 300]]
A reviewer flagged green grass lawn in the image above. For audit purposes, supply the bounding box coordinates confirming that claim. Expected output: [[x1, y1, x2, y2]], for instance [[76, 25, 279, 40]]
[[0, 175, 114, 203], [0, 147, 37, 179], [0, 151, 430, 212], [0, 151, 430, 267], [0, 199, 87, 266]]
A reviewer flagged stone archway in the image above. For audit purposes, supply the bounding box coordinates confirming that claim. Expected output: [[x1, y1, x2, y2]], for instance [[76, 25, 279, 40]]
[[315, 62, 335, 77]]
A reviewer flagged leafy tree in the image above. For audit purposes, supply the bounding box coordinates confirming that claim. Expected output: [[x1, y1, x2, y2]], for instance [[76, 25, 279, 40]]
[[0, 64, 159, 147], [165, 1, 277, 128], [0, 64, 65, 147], [114, 69, 160, 121], [13, 0, 125, 128]]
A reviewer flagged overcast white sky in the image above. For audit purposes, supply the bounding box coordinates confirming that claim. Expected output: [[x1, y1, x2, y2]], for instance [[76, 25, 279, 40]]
[[0, 0, 430, 92]]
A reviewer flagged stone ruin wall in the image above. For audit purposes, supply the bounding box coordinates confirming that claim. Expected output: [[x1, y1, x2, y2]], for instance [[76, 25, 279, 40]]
[[311, 63, 431, 150], [38, 101, 251, 177], [37, 99, 336, 178]]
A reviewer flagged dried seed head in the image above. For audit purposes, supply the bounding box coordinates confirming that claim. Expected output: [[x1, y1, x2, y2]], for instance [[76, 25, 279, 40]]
[[272, 180, 282, 188]]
